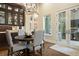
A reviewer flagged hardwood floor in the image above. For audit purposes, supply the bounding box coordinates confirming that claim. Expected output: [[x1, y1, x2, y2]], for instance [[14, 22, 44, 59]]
[[42, 42, 68, 56], [0, 42, 68, 56], [0, 47, 8, 56]]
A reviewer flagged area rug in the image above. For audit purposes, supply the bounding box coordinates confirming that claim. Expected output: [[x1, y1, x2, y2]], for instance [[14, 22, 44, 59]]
[[50, 44, 79, 56]]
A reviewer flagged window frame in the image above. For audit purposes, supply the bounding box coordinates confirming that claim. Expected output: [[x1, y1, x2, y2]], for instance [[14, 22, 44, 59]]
[[43, 15, 52, 36]]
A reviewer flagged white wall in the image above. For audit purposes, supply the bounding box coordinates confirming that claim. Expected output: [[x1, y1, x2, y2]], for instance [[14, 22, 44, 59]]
[[25, 14, 31, 34]]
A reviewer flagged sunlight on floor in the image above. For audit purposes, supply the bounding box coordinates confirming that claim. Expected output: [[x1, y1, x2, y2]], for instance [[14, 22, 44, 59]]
[[50, 44, 79, 56]]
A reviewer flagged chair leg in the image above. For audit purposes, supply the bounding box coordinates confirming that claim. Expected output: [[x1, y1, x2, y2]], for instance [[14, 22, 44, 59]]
[[8, 48, 12, 56], [10, 47, 13, 56], [7, 49, 10, 56], [22, 49, 26, 56], [23, 49, 26, 56], [10, 52, 13, 56], [40, 48, 42, 56], [33, 46, 35, 55], [40, 44, 43, 56]]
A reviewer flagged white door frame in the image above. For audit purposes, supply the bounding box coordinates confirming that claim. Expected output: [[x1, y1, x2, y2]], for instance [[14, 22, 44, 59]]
[[56, 5, 79, 48]]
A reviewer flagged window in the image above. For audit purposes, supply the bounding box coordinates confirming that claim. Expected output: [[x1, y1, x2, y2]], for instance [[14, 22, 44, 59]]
[[43, 15, 51, 35]]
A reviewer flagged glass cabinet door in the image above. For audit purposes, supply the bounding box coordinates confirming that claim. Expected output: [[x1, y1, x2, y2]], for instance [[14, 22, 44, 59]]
[[0, 4, 24, 26], [14, 8, 19, 12], [14, 13, 18, 25], [0, 4, 5, 8], [19, 14, 24, 25], [7, 12, 13, 24], [0, 11, 5, 24], [19, 9, 24, 14], [8, 6, 12, 10]]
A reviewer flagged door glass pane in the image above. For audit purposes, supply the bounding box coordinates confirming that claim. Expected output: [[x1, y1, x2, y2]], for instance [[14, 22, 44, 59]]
[[71, 8, 79, 41], [58, 11, 66, 39], [71, 8, 79, 20], [0, 11, 5, 24], [0, 4, 5, 8]]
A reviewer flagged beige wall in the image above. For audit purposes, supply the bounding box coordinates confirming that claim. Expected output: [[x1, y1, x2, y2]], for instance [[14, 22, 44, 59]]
[[38, 3, 79, 43]]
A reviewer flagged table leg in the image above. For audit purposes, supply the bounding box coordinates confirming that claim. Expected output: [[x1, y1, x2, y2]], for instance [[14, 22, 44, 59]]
[[27, 41, 30, 56]]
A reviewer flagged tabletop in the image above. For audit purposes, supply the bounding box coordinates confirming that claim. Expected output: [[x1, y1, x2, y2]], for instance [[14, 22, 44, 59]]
[[15, 35, 34, 42]]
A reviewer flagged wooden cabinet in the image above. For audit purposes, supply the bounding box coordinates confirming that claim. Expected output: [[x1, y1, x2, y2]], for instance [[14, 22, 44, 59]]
[[0, 32, 18, 48], [0, 3, 25, 26], [0, 3, 25, 48], [0, 33, 8, 47]]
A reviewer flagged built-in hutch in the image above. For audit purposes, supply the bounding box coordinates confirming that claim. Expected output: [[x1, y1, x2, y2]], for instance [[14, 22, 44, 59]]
[[0, 3, 25, 48], [0, 3, 25, 26]]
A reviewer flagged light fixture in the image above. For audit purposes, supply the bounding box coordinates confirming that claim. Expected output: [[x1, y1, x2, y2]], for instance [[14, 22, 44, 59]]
[[25, 3, 38, 15], [33, 12, 38, 19]]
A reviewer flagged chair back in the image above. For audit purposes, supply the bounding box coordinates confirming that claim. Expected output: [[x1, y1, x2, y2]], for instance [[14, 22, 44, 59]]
[[18, 29, 25, 36], [34, 31, 44, 46], [6, 30, 13, 47]]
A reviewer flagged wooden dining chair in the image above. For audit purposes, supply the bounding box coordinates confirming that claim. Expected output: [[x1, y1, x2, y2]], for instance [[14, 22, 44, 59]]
[[6, 30, 27, 56], [28, 31, 44, 55]]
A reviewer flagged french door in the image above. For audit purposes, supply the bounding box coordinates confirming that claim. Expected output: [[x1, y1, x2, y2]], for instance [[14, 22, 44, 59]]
[[57, 5, 79, 49], [58, 11, 66, 40]]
